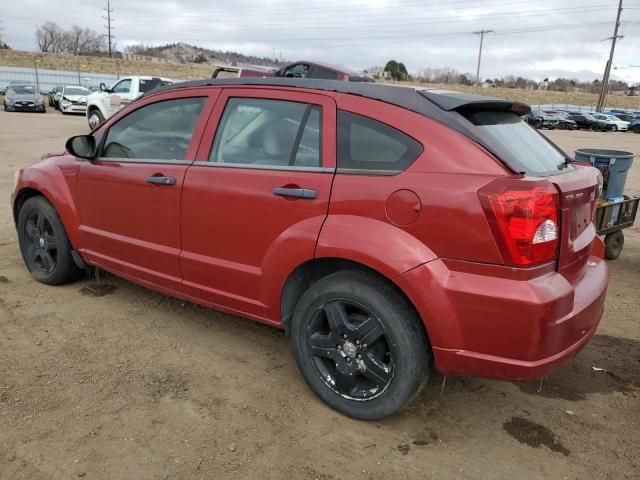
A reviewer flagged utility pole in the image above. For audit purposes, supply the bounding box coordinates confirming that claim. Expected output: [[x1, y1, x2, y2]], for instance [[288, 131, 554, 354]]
[[103, 0, 114, 57], [596, 0, 624, 112], [473, 29, 493, 94], [0, 19, 5, 46]]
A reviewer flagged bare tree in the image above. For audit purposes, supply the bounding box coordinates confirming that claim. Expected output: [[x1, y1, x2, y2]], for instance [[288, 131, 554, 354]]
[[36, 22, 64, 53], [62, 25, 106, 55], [36, 23, 106, 56]]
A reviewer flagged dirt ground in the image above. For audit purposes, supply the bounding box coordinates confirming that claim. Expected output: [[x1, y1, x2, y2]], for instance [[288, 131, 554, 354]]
[[0, 110, 638, 480]]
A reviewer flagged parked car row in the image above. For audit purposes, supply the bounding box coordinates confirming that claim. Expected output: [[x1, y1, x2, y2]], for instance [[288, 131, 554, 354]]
[[524, 108, 640, 133]]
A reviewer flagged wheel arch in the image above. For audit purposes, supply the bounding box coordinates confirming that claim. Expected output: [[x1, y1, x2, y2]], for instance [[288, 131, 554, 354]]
[[280, 257, 430, 348], [13, 167, 83, 251]]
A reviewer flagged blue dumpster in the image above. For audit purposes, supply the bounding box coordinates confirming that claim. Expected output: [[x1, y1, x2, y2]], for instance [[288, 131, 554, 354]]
[[574, 149, 634, 200]]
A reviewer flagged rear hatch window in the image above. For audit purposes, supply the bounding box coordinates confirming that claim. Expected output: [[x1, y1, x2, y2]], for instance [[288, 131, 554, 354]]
[[463, 111, 572, 176]]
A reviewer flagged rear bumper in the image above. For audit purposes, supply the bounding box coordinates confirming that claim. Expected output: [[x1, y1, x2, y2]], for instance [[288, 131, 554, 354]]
[[395, 256, 608, 381]]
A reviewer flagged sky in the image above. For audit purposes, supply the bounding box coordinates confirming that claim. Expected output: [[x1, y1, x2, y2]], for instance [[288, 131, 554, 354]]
[[2, 0, 640, 83]]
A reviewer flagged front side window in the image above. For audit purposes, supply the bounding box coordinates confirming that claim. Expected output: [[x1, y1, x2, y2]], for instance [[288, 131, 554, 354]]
[[337, 110, 422, 171], [102, 97, 206, 160], [112, 79, 132, 94], [210, 98, 321, 168]]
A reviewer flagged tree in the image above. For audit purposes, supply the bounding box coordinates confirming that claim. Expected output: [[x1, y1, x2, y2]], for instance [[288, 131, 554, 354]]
[[384, 60, 408, 81], [193, 52, 208, 63], [36, 23, 106, 55], [36, 22, 64, 53], [0, 42, 10, 50]]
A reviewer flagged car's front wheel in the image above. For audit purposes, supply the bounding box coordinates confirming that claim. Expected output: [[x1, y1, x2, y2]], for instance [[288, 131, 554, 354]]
[[590, 124, 598, 131], [291, 270, 430, 420], [17, 196, 82, 285], [611, 125, 618, 132]]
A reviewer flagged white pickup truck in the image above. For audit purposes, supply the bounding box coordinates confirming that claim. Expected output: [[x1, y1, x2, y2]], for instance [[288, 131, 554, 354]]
[[86, 76, 173, 129]]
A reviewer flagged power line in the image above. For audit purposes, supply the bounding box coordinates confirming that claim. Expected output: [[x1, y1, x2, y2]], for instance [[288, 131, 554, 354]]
[[596, 0, 624, 111], [103, 0, 114, 57]]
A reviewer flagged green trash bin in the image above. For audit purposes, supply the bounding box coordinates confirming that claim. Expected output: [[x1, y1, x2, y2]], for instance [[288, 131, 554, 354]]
[[574, 149, 634, 200]]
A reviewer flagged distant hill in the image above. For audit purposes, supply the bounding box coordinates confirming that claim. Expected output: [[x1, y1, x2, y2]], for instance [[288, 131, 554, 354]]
[[123, 42, 280, 67]]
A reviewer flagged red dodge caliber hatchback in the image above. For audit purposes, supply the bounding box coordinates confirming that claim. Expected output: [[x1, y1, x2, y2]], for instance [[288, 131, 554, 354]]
[[12, 79, 608, 419]]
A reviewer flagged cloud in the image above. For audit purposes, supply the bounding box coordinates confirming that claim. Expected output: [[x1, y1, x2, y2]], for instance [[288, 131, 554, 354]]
[[3, 0, 640, 82]]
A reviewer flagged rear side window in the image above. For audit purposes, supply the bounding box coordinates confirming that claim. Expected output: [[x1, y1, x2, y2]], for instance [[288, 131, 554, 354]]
[[337, 111, 422, 172], [464, 111, 569, 175], [313, 68, 339, 80]]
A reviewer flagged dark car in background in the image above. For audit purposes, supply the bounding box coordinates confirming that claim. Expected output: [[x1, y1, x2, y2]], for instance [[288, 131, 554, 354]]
[[566, 112, 609, 131], [522, 111, 559, 129], [48, 86, 63, 108], [630, 117, 640, 133], [543, 111, 577, 130], [3, 84, 46, 113], [213, 60, 375, 82]]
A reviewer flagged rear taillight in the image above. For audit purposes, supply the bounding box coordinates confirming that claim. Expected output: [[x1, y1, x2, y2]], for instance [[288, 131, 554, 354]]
[[479, 180, 559, 266]]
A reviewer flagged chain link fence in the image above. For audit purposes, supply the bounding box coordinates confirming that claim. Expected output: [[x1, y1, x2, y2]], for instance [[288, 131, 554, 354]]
[[0, 66, 121, 93]]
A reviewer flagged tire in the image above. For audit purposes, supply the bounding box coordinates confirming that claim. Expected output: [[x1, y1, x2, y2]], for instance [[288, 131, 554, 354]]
[[291, 270, 430, 420], [590, 124, 598, 132], [611, 125, 618, 132], [604, 231, 624, 260], [87, 109, 105, 129], [17, 196, 82, 285]]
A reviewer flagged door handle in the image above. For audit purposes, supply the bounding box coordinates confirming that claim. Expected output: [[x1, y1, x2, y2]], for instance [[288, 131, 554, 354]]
[[273, 187, 318, 199], [146, 176, 176, 186]]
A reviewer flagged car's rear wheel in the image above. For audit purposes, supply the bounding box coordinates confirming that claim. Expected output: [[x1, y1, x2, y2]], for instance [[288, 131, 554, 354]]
[[291, 270, 430, 420], [87, 109, 105, 129], [17, 196, 82, 285]]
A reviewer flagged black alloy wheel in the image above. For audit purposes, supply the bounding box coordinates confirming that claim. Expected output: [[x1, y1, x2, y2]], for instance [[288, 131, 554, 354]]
[[291, 270, 430, 420], [23, 210, 58, 275], [17, 196, 82, 285], [306, 299, 394, 401]]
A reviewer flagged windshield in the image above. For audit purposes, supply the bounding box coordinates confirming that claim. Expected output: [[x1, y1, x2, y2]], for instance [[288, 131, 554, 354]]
[[64, 87, 89, 96], [464, 111, 571, 175], [7, 86, 36, 95]]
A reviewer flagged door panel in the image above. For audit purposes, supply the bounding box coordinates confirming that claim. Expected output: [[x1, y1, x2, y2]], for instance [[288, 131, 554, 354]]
[[78, 162, 189, 290], [77, 90, 218, 290], [180, 88, 337, 321]]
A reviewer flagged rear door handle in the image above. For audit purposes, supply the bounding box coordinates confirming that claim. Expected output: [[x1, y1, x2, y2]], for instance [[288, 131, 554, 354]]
[[146, 176, 176, 186], [273, 187, 318, 199]]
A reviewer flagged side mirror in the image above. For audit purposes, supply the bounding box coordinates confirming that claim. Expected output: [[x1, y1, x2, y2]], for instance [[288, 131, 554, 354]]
[[66, 135, 97, 160], [99, 82, 107, 92]]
